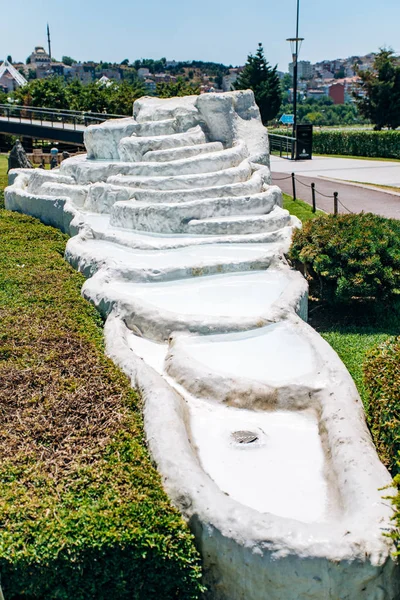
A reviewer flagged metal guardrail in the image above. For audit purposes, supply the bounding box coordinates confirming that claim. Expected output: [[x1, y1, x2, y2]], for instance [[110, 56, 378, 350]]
[[268, 133, 296, 159], [0, 104, 126, 130]]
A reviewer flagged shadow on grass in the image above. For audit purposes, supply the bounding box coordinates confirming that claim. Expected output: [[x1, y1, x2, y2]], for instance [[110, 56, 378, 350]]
[[308, 299, 400, 413]]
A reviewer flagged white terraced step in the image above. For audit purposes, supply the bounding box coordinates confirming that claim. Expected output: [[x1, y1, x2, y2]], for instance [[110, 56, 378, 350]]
[[60, 158, 175, 185], [40, 182, 89, 208], [110, 189, 281, 234], [118, 125, 207, 162], [84, 118, 183, 161], [186, 206, 291, 235], [84, 182, 135, 213], [131, 118, 178, 137], [108, 160, 252, 190], [84, 213, 294, 251], [82, 172, 266, 214], [83, 270, 305, 341], [65, 238, 277, 283], [27, 169, 75, 194], [143, 141, 223, 162], [130, 170, 267, 203], [109, 143, 248, 178]]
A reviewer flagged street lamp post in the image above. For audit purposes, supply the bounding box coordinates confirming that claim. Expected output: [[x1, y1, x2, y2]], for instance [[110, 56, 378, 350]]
[[287, 0, 304, 158]]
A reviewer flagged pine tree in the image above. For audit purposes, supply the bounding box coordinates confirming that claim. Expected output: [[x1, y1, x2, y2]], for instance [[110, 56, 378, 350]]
[[235, 43, 282, 124], [354, 49, 400, 130]]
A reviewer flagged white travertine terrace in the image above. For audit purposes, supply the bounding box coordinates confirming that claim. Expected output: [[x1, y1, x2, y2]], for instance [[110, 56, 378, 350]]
[[5, 91, 399, 600]]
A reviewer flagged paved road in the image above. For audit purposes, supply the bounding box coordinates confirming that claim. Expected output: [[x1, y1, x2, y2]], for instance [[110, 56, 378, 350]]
[[272, 171, 400, 219], [271, 155, 400, 187]]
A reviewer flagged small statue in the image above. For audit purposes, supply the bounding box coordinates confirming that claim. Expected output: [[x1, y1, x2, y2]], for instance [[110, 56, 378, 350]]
[[8, 140, 33, 173]]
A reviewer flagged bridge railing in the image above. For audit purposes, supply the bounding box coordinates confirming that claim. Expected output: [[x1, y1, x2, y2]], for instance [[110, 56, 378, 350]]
[[268, 132, 297, 159], [0, 104, 126, 130]]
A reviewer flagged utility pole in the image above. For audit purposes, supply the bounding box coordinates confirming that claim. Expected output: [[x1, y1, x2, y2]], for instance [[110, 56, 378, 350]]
[[47, 23, 52, 65]]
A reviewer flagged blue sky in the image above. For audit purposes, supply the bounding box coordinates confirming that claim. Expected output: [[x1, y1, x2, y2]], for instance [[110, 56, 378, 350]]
[[3, 0, 400, 71]]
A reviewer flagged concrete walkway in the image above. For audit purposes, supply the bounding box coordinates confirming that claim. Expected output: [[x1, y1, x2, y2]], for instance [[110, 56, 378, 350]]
[[271, 155, 400, 187], [272, 172, 400, 219]]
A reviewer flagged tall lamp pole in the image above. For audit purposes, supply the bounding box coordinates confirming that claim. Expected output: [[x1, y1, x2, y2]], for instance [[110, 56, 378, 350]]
[[287, 0, 303, 155]]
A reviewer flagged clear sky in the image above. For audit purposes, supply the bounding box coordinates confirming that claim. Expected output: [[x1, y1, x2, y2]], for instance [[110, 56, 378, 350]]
[[3, 0, 400, 71]]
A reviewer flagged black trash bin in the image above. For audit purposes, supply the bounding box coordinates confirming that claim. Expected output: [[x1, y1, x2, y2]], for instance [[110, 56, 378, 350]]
[[294, 124, 313, 160]]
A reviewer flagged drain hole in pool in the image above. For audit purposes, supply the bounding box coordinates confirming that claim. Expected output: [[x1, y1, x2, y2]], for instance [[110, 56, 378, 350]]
[[232, 430, 259, 444]]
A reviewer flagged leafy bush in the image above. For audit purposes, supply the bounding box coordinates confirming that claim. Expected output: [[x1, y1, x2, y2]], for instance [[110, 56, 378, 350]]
[[289, 213, 400, 305], [0, 208, 203, 600], [389, 479, 400, 556], [364, 338, 400, 476], [363, 338, 400, 557], [313, 130, 400, 159]]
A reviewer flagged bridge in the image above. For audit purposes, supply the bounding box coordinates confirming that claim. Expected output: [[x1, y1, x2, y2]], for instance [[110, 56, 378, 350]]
[[0, 104, 125, 145]]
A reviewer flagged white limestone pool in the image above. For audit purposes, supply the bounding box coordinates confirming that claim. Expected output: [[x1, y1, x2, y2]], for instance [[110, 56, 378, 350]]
[[188, 398, 331, 522], [126, 330, 331, 523], [111, 270, 291, 318], [174, 323, 316, 385], [71, 239, 274, 271]]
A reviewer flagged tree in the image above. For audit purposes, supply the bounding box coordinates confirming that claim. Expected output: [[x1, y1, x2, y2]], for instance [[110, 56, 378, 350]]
[[354, 49, 400, 130], [280, 73, 293, 92], [106, 80, 146, 115], [156, 78, 200, 98], [62, 56, 76, 66], [234, 43, 282, 124], [334, 66, 345, 79], [120, 59, 129, 66], [13, 77, 68, 109], [7, 55, 12, 64]]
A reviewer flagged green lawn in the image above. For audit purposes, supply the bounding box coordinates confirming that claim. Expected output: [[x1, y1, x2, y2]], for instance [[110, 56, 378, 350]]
[[0, 157, 202, 598], [283, 193, 324, 221]]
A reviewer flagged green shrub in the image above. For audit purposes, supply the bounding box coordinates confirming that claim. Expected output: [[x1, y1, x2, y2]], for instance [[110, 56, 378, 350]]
[[364, 338, 400, 557], [288, 213, 400, 305], [313, 130, 400, 159], [389, 478, 400, 555], [364, 338, 400, 476]]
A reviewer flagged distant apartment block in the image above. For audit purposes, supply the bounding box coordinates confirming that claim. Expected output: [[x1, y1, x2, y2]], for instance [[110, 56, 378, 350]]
[[138, 68, 151, 79], [144, 79, 156, 92], [306, 88, 327, 100], [328, 82, 345, 104], [289, 60, 312, 80], [67, 63, 96, 84]]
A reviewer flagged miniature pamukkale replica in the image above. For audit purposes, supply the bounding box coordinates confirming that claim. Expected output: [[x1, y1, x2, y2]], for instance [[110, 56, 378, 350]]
[[5, 91, 399, 599]]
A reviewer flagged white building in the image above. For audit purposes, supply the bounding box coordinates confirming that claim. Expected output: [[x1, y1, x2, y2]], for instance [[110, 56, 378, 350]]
[[138, 68, 151, 79], [0, 59, 27, 91], [29, 46, 50, 69]]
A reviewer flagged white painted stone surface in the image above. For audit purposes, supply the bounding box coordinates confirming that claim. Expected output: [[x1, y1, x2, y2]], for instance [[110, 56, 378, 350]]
[[5, 90, 399, 600]]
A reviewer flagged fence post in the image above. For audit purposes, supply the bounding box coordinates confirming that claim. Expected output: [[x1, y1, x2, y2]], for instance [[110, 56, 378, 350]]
[[291, 172, 297, 201], [333, 191, 338, 215], [311, 182, 316, 213]]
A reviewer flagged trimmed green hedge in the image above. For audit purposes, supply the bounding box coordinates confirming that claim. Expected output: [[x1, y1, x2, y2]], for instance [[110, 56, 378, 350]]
[[288, 213, 400, 306], [0, 206, 203, 600], [313, 130, 400, 159], [364, 338, 400, 476], [363, 338, 400, 558]]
